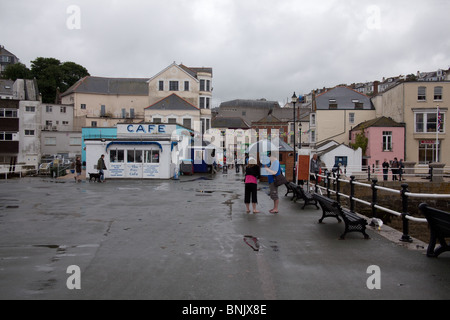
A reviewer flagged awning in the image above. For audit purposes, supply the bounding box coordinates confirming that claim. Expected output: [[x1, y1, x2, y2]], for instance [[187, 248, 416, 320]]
[[105, 141, 163, 152]]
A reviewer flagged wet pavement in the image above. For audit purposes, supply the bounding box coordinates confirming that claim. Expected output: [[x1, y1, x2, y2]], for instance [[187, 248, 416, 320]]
[[0, 171, 449, 300]]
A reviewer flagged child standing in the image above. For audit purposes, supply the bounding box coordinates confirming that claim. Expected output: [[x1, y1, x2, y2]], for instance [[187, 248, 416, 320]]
[[244, 158, 260, 213]]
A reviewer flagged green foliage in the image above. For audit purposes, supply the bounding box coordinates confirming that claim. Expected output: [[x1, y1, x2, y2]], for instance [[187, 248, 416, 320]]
[[2, 57, 89, 103], [30, 57, 89, 103], [350, 129, 368, 155], [1, 62, 32, 80]]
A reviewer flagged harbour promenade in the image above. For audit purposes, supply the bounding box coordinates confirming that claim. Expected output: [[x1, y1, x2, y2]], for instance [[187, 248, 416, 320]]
[[0, 171, 449, 300]]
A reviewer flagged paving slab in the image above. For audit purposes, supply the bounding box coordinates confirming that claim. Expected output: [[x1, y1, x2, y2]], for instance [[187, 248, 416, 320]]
[[0, 172, 449, 300]]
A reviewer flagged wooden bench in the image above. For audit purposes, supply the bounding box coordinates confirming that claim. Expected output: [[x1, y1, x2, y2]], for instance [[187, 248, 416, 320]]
[[313, 193, 369, 240], [286, 182, 319, 209], [419, 203, 450, 258], [284, 182, 296, 198]]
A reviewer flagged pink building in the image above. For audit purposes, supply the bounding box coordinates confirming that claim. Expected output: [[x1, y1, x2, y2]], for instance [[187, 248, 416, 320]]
[[350, 117, 405, 170]]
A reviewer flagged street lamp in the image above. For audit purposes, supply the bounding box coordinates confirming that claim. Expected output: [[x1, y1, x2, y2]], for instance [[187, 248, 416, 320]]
[[291, 92, 298, 182]]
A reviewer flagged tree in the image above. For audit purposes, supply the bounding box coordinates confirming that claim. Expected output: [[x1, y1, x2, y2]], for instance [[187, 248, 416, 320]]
[[30, 57, 89, 103], [1, 62, 32, 80]]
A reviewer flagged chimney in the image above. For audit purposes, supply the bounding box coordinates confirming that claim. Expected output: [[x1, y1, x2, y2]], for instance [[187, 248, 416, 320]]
[[373, 81, 379, 95]]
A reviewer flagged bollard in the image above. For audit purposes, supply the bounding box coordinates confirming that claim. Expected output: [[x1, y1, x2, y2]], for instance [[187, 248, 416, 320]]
[[400, 183, 413, 243]]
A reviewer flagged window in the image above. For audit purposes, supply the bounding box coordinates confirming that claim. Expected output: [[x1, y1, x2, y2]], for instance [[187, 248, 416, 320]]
[[200, 80, 205, 91], [159, 81, 164, 91], [121, 108, 126, 118], [329, 99, 337, 109], [70, 137, 81, 145], [434, 86, 443, 101], [418, 87, 426, 101], [169, 81, 179, 91], [153, 117, 161, 123], [45, 137, 56, 145], [130, 108, 135, 119], [168, 118, 177, 124], [206, 80, 211, 92], [310, 114, 316, 127], [144, 150, 159, 163], [62, 121, 69, 125], [0, 108, 18, 117], [0, 132, 13, 141], [419, 141, 440, 164], [310, 130, 316, 143], [25, 106, 35, 112], [200, 97, 205, 109], [183, 118, 191, 129], [46, 105, 52, 113], [100, 105, 106, 117], [60, 106, 66, 113], [127, 149, 142, 163], [200, 97, 210, 109], [81, 104, 86, 109], [184, 81, 189, 91], [110, 149, 124, 163], [415, 111, 445, 133], [382, 131, 392, 151], [349, 113, 355, 124], [24, 130, 35, 136], [91, 121, 97, 127]]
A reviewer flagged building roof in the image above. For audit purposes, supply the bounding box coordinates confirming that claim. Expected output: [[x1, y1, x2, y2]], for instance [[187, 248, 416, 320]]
[[145, 93, 199, 111], [351, 116, 404, 131], [211, 116, 250, 129], [253, 114, 284, 124], [315, 86, 373, 110], [0, 79, 14, 96], [61, 76, 150, 97], [220, 99, 281, 109]]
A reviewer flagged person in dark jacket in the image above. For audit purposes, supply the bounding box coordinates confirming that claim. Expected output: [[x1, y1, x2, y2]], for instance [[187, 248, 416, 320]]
[[244, 158, 260, 213], [97, 154, 107, 182], [382, 159, 390, 181], [75, 156, 82, 183]]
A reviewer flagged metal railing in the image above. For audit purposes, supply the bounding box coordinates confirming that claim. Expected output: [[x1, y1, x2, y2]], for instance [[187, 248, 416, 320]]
[[311, 171, 450, 243]]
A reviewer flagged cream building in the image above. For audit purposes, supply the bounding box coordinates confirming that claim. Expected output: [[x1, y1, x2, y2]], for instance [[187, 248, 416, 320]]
[[372, 81, 448, 168], [312, 86, 376, 146], [147, 63, 212, 134], [61, 62, 213, 133]]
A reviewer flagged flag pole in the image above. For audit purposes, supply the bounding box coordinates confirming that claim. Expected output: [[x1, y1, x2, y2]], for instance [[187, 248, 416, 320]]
[[436, 105, 439, 162]]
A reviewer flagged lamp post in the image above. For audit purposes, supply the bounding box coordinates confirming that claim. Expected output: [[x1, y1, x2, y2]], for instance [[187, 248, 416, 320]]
[[291, 92, 298, 182]]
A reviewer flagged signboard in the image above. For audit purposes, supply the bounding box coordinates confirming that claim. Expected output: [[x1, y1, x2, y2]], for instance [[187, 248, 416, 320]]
[[297, 155, 310, 181]]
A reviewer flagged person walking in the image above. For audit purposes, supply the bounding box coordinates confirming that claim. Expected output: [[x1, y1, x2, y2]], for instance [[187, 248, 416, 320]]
[[75, 156, 82, 183], [310, 154, 320, 182], [263, 153, 281, 214], [244, 158, 260, 213], [97, 154, 107, 182], [391, 157, 399, 181], [382, 158, 390, 181]]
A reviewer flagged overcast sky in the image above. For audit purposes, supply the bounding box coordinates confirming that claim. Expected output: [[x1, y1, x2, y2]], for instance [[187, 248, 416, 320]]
[[1, 0, 450, 107]]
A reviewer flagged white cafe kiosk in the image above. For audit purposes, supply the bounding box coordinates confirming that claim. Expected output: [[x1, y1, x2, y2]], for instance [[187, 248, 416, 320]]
[[84, 123, 191, 179]]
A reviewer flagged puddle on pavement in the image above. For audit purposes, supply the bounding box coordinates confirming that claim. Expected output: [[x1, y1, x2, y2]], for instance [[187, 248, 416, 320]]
[[243, 235, 260, 251]]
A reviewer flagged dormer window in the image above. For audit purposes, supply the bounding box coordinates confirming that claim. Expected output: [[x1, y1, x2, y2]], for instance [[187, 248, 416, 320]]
[[329, 99, 337, 109]]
